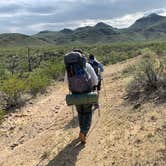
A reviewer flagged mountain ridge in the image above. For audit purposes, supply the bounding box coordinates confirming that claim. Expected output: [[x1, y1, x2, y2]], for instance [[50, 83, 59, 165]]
[[1, 13, 166, 46]]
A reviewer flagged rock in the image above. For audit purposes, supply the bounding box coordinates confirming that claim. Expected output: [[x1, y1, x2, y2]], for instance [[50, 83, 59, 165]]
[[10, 143, 19, 150], [134, 139, 142, 145], [123, 95, 129, 100], [151, 116, 157, 121], [9, 126, 15, 131], [55, 106, 60, 109], [8, 113, 12, 117], [19, 127, 23, 130], [133, 103, 141, 109]]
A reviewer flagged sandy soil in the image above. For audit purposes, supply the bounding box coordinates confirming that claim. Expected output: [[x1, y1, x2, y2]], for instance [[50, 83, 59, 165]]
[[0, 57, 165, 166]]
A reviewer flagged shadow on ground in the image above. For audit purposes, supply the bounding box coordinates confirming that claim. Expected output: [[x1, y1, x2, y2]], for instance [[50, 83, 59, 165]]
[[46, 138, 85, 166], [64, 116, 79, 130]]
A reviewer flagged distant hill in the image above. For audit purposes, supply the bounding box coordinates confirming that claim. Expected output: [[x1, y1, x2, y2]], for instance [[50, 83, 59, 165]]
[[34, 13, 166, 44], [0, 33, 48, 47], [34, 22, 120, 44], [1, 13, 166, 46], [125, 13, 166, 40], [129, 13, 165, 31], [73, 22, 119, 43]]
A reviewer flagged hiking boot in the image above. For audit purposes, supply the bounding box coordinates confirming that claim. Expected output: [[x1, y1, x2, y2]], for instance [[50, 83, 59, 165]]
[[79, 132, 86, 144]]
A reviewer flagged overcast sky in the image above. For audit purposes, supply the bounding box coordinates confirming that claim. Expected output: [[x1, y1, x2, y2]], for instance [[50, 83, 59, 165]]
[[0, 0, 166, 34]]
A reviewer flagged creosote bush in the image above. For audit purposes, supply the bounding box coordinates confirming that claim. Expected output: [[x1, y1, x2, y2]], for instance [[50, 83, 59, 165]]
[[0, 75, 27, 109], [40, 60, 65, 80], [126, 48, 166, 102], [26, 69, 51, 96]]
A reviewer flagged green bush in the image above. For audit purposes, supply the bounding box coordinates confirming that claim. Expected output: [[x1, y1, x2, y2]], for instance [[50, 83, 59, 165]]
[[26, 69, 51, 96], [0, 75, 27, 109], [0, 92, 7, 110], [126, 49, 166, 101], [40, 60, 65, 80], [1, 43, 166, 111], [0, 63, 6, 80], [122, 64, 137, 76]]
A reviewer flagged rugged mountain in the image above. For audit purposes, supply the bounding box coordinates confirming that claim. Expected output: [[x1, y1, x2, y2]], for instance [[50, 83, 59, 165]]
[[34, 22, 119, 44], [1, 13, 166, 46], [35, 14, 166, 44], [129, 13, 166, 31], [125, 13, 166, 40], [73, 22, 119, 42]]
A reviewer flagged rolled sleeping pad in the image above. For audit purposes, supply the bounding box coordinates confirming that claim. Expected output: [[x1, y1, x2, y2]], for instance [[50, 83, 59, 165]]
[[66, 92, 98, 106]]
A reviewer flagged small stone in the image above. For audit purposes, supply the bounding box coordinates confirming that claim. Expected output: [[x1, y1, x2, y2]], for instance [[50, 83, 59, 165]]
[[133, 103, 141, 109], [55, 106, 60, 109], [151, 116, 157, 121], [10, 143, 19, 150], [123, 95, 129, 100], [19, 127, 23, 130], [9, 126, 15, 131], [134, 139, 142, 145]]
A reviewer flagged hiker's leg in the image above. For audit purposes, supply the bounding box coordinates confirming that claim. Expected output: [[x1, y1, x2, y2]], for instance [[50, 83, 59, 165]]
[[76, 104, 92, 135], [81, 104, 93, 135], [76, 105, 84, 133], [97, 80, 101, 92]]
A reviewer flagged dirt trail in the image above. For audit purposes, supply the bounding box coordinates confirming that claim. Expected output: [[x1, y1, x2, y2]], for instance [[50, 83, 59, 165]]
[[0, 57, 165, 166]]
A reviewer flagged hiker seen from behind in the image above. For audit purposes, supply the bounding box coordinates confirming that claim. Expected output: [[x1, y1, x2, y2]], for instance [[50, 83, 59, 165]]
[[88, 54, 104, 93], [64, 49, 98, 144]]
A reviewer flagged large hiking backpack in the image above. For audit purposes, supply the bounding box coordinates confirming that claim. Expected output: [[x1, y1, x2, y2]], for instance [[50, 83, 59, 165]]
[[64, 52, 93, 94]]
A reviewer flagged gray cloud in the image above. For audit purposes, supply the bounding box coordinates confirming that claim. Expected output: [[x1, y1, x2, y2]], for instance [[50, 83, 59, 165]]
[[0, 0, 166, 34]]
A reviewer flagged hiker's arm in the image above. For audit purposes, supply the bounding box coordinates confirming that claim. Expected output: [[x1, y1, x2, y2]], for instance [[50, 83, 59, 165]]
[[98, 63, 104, 72], [86, 63, 98, 86]]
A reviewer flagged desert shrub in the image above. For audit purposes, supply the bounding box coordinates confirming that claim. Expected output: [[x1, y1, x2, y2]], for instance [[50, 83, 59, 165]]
[[1, 43, 166, 112], [0, 63, 7, 80], [140, 48, 157, 58], [0, 109, 5, 124], [126, 49, 166, 101], [0, 92, 7, 110], [122, 64, 137, 76], [39, 60, 65, 80], [26, 69, 51, 96], [157, 74, 166, 99], [0, 75, 27, 109]]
